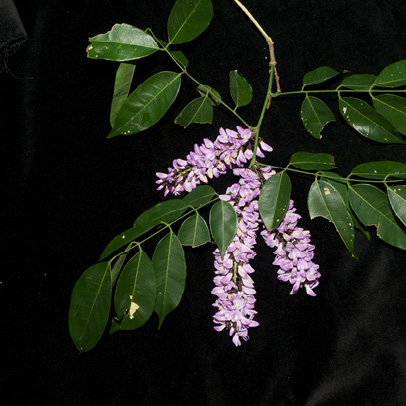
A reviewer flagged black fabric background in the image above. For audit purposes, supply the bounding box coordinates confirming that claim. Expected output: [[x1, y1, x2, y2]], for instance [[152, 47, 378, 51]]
[[2, 1, 406, 404]]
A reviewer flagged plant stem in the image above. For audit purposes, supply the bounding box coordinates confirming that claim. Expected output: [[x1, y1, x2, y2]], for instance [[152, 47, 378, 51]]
[[271, 88, 406, 98], [267, 164, 404, 184], [232, 0, 280, 92], [232, 0, 275, 63], [248, 64, 275, 168]]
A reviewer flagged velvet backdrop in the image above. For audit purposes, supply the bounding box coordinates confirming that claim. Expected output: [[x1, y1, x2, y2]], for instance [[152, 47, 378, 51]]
[[3, 0, 406, 404]]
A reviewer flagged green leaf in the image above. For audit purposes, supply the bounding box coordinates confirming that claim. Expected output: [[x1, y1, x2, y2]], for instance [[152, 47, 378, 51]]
[[387, 186, 406, 227], [155, 38, 190, 69], [100, 227, 141, 261], [374, 60, 406, 88], [300, 96, 335, 139], [350, 161, 406, 180], [340, 74, 377, 90], [167, 0, 213, 45], [69, 262, 112, 352], [229, 70, 253, 108], [178, 214, 211, 247], [108, 71, 182, 138], [134, 199, 188, 228], [174, 96, 213, 127], [302, 66, 340, 87], [152, 232, 186, 329], [110, 252, 127, 286], [339, 97, 405, 144], [110, 62, 136, 127], [290, 151, 336, 170], [183, 185, 216, 207], [170, 50, 189, 68], [321, 173, 370, 240], [87, 24, 159, 62], [320, 171, 347, 186], [114, 251, 156, 330], [109, 319, 121, 335], [99, 199, 188, 260], [372, 94, 406, 135], [349, 184, 406, 249], [308, 180, 356, 256], [197, 84, 222, 106], [209, 200, 237, 258], [259, 172, 292, 230]]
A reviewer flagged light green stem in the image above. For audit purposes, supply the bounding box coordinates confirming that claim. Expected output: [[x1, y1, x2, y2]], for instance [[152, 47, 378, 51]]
[[271, 88, 406, 98], [108, 196, 219, 263], [267, 164, 404, 184], [249, 64, 275, 168]]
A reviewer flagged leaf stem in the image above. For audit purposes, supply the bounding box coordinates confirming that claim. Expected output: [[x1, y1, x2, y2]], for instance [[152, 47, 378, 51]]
[[147, 28, 251, 128], [182, 70, 251, 128], [108, 196, 220, 263], [271, 88, 406, 98], [268, 164, 405, 184]]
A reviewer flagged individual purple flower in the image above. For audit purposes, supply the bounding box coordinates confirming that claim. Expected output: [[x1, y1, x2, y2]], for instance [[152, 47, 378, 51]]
[[156, 126, 272, 196], [261, 200, 321, 296], [212, 166, 275, 346]]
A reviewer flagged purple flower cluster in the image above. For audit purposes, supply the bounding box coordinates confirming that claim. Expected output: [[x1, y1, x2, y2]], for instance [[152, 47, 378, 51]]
[[155, 125, 321, 346], [156, 126, 272, 196], [212, 166, 274, 346], [261, 200, 321, 296]]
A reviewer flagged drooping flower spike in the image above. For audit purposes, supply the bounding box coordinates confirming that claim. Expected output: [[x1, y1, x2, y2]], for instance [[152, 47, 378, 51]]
[[261, 200, 321, 296], [156, 126, 272, 196], [212, 166, 274, 346]]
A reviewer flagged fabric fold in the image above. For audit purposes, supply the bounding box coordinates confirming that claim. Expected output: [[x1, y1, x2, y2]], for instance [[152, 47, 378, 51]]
[[0, 0, 27, 71]]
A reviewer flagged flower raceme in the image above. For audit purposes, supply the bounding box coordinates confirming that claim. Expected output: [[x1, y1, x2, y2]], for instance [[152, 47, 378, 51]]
[[212, 166, 274, 346], [156, 127, 320, 345], [155, 126, 272, 196], [261, 200, 321, 296]]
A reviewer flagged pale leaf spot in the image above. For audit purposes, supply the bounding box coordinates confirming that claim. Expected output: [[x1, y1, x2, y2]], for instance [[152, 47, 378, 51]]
[[323, 187, 331, 195], [129, 301, 140, 319]]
